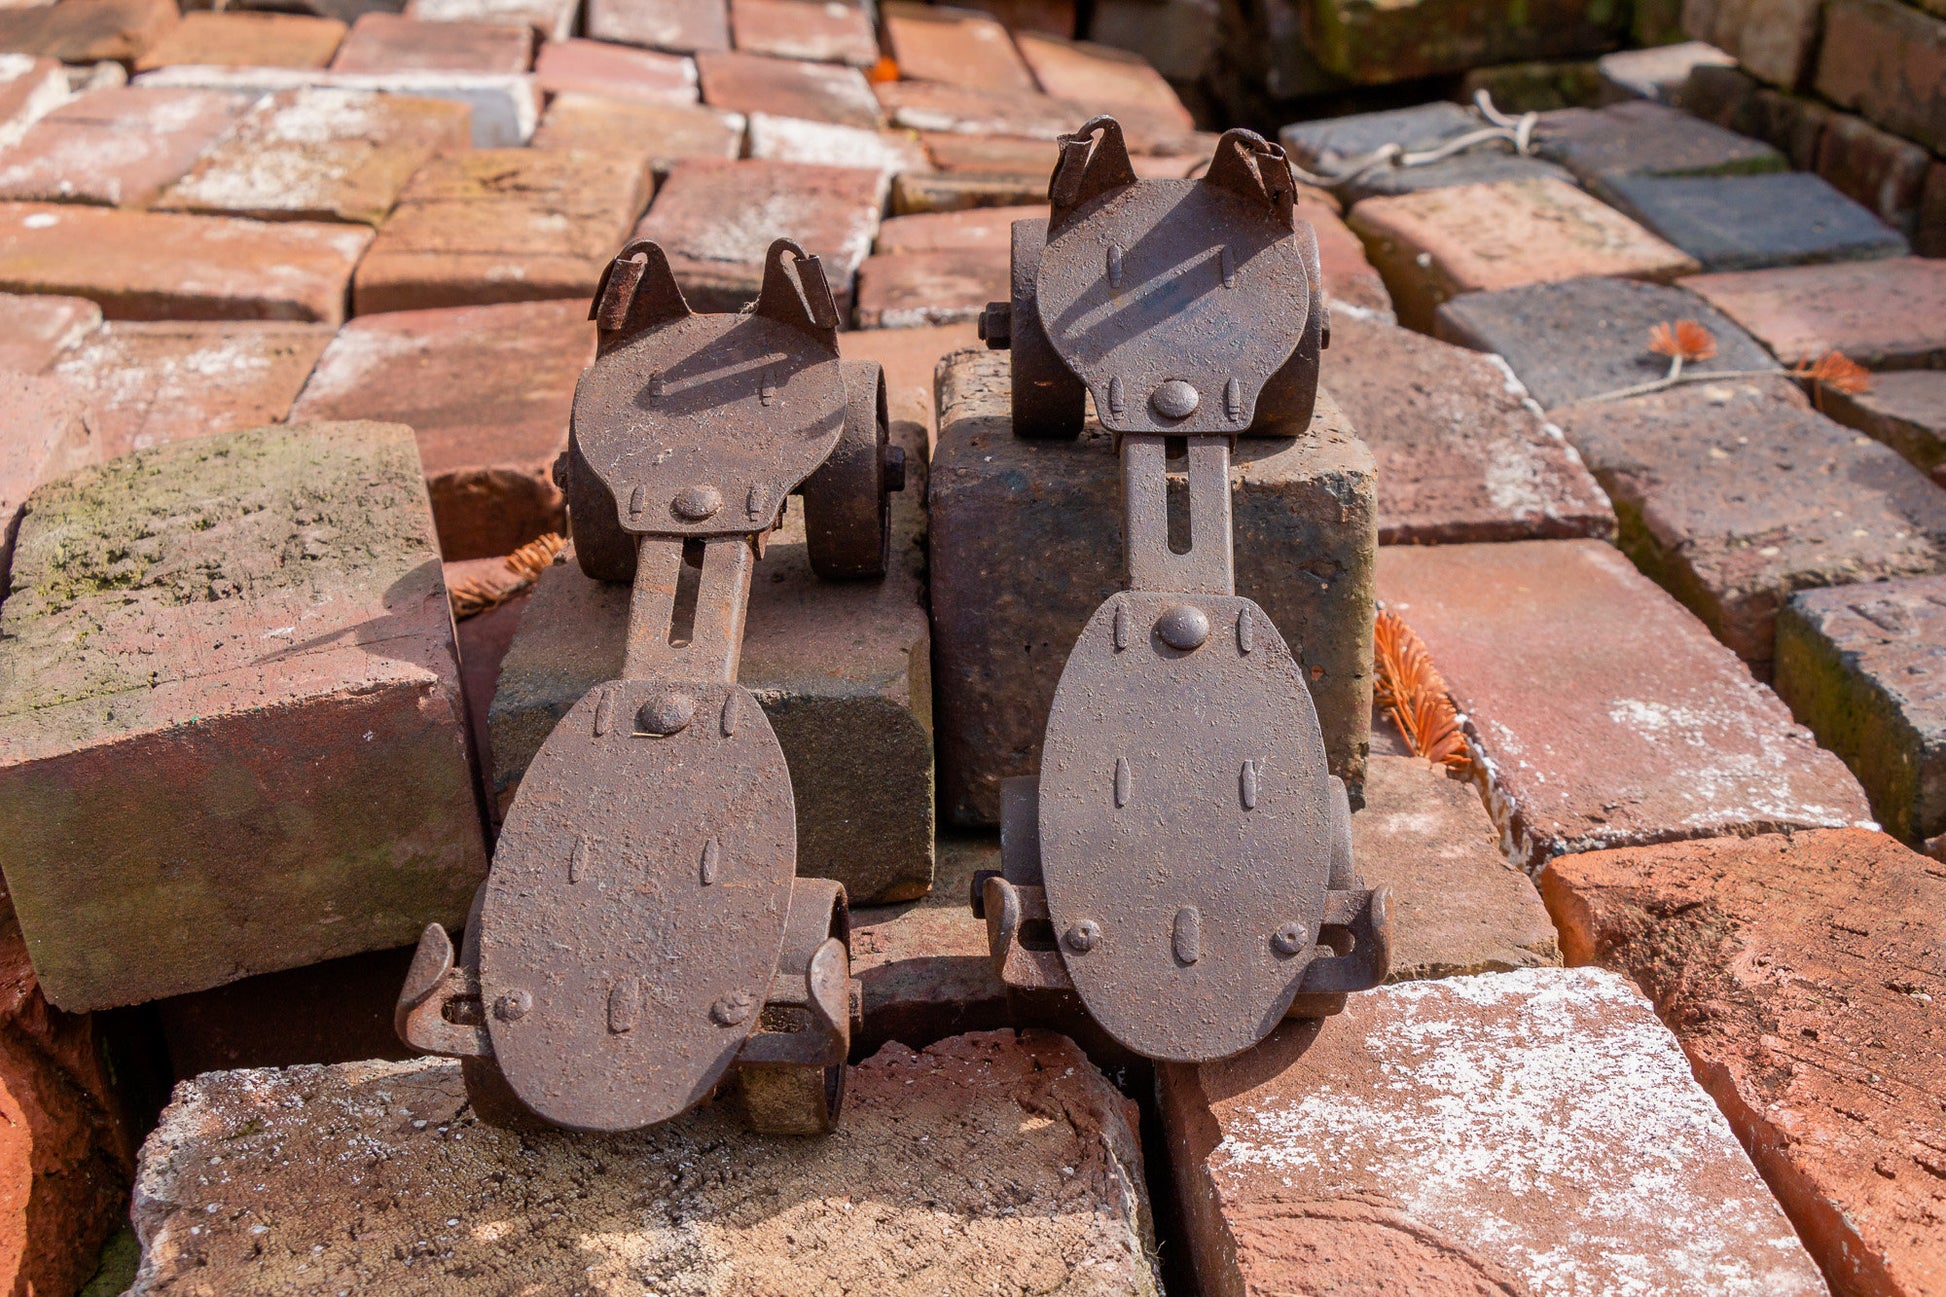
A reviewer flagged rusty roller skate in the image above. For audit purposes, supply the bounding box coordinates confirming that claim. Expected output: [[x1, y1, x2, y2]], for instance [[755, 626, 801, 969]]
[[396, 238, 901, 1134], [971, 117, 1392, 1063]]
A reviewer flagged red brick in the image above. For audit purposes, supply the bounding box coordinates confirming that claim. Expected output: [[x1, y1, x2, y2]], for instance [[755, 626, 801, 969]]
[[1682, 0, 1821, 88], [351, 147, 650, 315], [950, 0, 1075, 35], [1686, 257, 1946, 369], [0, 0, 178, 64], [1306, 201, 1392, 316], [404, 0, 578, 41], [1161, 967, 1826, 1297], [919, 129, 1056, 175], [1540, 830, 1946, 1297], [0, 86, 251, 208], [1816, 110, 1934, 237], [531, 36, 698, 105], [853, 246, 1004, 328], [0, 370, 91, 581], [330, 13, 533, 73], [631, 156, 882, 311], [1918, 159, 1946, 258], [0, 291, 97, 372], [0, 420, 488, 1010], [1328, 312, 1613, 544], [889, 168, 1044, 214], [696, 47, 879, 127], [530, 92, 742, 173], [729, 0, 876, 66], [1347, 177, 1700, 330], [875, 204, 1038, 253], [1821, 369, 1946, 486], [0, 55, 67, 152], [152, 87, 472, 226], [0, 203, 372, 323], [1816, 0, 1946, 156], [744, 111, 929, 181], [875, 78, 1087, 141], [289, 299, 593, 559], [585, 0, 728, 53], [1596, 38, 1736, 103], [836, 320, 978, 442], [883, 1, 1035, 93], [1014, 32, 1193, 134], [133, 10, 347, 71], [1377, 539, 1874, 868], [50, 320, 327, 463], [448, 559, 531, 801]]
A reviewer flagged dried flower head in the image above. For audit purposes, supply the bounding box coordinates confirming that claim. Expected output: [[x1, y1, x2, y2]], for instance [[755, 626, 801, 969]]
[[1792, 350, 1871, 395], [448, 532, 567, 620], [1373, 609, 1471, 774], [869, 55, 900, 83], [1647, 319, 1717, 363]]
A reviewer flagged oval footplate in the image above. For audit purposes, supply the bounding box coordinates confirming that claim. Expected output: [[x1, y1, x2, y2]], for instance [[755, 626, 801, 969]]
[[479, 680, 796, 1131], [1037, 592, 1333, 1062]]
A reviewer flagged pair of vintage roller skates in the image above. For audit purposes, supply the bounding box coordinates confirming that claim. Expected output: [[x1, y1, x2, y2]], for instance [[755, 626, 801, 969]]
[[394, 116, 1390, 1136]]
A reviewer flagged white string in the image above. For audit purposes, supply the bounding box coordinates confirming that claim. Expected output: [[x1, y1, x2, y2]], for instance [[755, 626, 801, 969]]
[[1286, 91, 1542, 191]]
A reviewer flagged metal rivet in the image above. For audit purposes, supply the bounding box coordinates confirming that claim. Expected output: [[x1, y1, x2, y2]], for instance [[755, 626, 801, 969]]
[[1108, 375, 1125, 417], [759, 370, 776, 407], [1114, 756, 1131, 808], [1241, 759, 1260, 811], [1272, 924, 1307, 957], [1107, 243, 1123, 288], [1219, 246, 1236, 289], [1152, 380, 1199, 419], [628, 485, 646, 518], [1113, 602, 1129, 651], [648, 372, 666, 398], [494, 989, 532, 1021], [1225, 376, 1243, 422], [1236, 607, 1254, 654], [1156, 604, 1210, 651], [1174, 906, 1200, 964], [700, 835, 720, 885], [720, 691, 740, 736], [746, 484, 767, 520], [637, 690, 695, 735], [593, 687, 615, 736], [710, 990, 755, 1026], [1065, 920, 1100, 953], [608, 977, 638, 1033], [672, 485, 722, 521], [569, 835, 588, 882]]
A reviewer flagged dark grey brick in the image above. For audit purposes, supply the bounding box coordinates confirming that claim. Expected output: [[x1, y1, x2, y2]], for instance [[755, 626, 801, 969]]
[[1600, 170, 1909, 271]]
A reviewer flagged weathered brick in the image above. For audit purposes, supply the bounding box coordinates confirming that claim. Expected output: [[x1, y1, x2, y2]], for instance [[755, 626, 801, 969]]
[[131, 1034, 1155, 1295], [1600, 170, 1909, 271], [920, 128, 1057, 175], [288, 299, 592, 559], [1456, 55, 1608, 111], [1306, 203, 1392, 315], [51, 320, 332, 460], [883, 1, 1034, 92], [351, 147, 649, 315], [1378, 539, 1873, 868], [586, 0, 729, 53], [1301, 0, 1625, 84], [0, 291, 97, 372], [1918, 159, 1946, 257], [853, 246, 1004, 328], [152, 87, 471, 226], [954, 0, 1077, 34], [329, 12, 532, 72], [1556, 377, 1946, 673], [1338, 150, 1580, 206], [1088, 0, 1219, 81], [133, 10, 347, 70], [1686, 257, 1946, 369], [696, 47, 878, 127], [931, 349, 1374, 825], [1815, 109, 1934, 237], [0, 55, 68, 153], [132, 64, 540, 147], [1161, 967, 1825, 1297], [489, 419, 932, 903], [1014, 31, 1192, 133], [0, 371, 91, 585], [1731, 85, 1835, 169], [1281, 101, 1475, 170], [1821, 369, 1946, 486], [529, 91, 741, 173], [744, 111, 930, 181], [0, 0, 178, 65], [630, 157, 881, 312], [1540, 830, 1945, 1297], [836, 320, 979, 440], [0, 203, 372, 323], [1682, 0, 1822, 88], [1775, 578, 1946, 842], [1816, 0, 1946, 155], [446, 555, 533, 794], [404, 0, 577, 41], [875, 204, 1039, 253], [889, 168, 1045, 214], [531, 35, 698, 105], [0, 421, 487, 1010], [729, 0, 878, 66], [0, 86, 251, 209], [1347, 177, 1699, 330], [875, 78, 1089, 141], [1681, 58, 1758, 126], [1434, 274, 1780, 410], [1595, 38, 1736, 104]]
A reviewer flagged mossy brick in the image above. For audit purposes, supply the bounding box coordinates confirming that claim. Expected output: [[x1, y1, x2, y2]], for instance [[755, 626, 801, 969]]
[[585, 0, 729, 54], [930, 349, 1375, 827], [883, 1, 1035, 94], [695, 48, 879, 128], [1686, 257, 1946, 370], [530, 37, 698, 106], [1540, 830, 1946, 1297], [729, 0, 879, 67], [1816, 0, 1946, 155], [488, 419, 933, 905], [1821, 369, 1946, 487], [1298, 0, 1627, 85], [132, 11, 348, 72], [1377, 539, 1873, 870], [1434, 274, 1780, 410], [1775, 576, 1946, 843], [0, 86, 255, 209], [0, 421, 488, 1011], [1458, 56, 1608, 112], [1535, 99, 1784, 191], [328, 13, 533, 74], [1598, 170, 1909, 272], [1555, 377, 1946, 673]]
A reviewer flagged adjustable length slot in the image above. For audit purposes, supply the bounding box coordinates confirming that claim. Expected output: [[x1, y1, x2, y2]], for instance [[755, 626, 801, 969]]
[[1120, 433, 1235, 595], [623, 535, 755, 681]]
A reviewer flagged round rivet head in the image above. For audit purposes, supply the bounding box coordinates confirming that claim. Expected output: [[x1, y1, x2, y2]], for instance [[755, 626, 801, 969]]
[[710, 990, 755, 1027], [1156, 604, 1210, 651], [494, 989, 532, 1021], [637, 690, 695, 735], [1065, 920, 1101, 954], [1151, 379, 1200, 419], [1271, 924, 1307, 957], [671, 484, 722, 521]]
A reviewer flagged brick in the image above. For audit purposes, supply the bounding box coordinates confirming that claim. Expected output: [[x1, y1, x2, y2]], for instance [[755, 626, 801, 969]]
[[0, 291, 97, 372], [875, 204, 1039, 253], [853, 247, 1004, 328], [1729, 86, 1835, 170], [1347, 177, 1699, 331], [850, 835, 1010, 1054], [132, 65, 540, 147], [1596, 38, 1736, 104], [531, 36, 698, 106], [883, 1, 1035, 92], [876, 79, 1089, 141], [133, 10, 347, 70], [1537, 98, 1784, 196], [0, 55, 67, 153], [953, 0, 1076, 35], [1377, 539, 1873, 868], [1681, 58, 1757, 126], [0, 203, 371, 323], [729, 0, 877, 66], [131, 1034, 1155, 1295], [1600, 171, 1909, 272], [1686, 257, 1946, 369], [1815, 110, 1934, 237], [1817, 0, 1946, 155], [586, 0, 728, 53], [1014, 32, 1194, 133], [329, 12, 532, 72], [932, 349, 1374, 825], [1088, 0, 1219, 81], [404, 0, 577, 41], [836, 320, 979, 440], [1775, 578, 1946, 842], [0, 371, 91, 584], [152, 87, 471, 226], [0, 86, 250, 209], [744, 111, 930, 182], [1682, 0, 1822, 88], [0, 421, 487, 1010], [351, 147, 650, 315], [0, 0, 178, 64], [1306, 203, 1392, 315], [921, 128, 1057, 175], [1821, 369, 1946, 486], [631, 157, 881, 312], [51, 320, 332, 460], [696, 47, 878, 128], [889, 168, 1045, 214], [489, 417, 932, 903], [1327, 312, 1613, 544], [1919, 160, 1946, 257], [288, 299, 592, 559], [1456, 56, 1608, 112], [1301, 0, 1626, 85], [530, 92, 741, 174], [1539, 830, 1946, 1297], [1356, 755, 1560, 980], [1337, 150, 1580, 206], [1281, 101, 1476, 170], [1162, 966, 1825, 1297]]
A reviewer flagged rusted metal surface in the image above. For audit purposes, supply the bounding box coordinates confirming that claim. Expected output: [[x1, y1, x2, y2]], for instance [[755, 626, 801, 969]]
[[399, 238, 897, 1134]]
